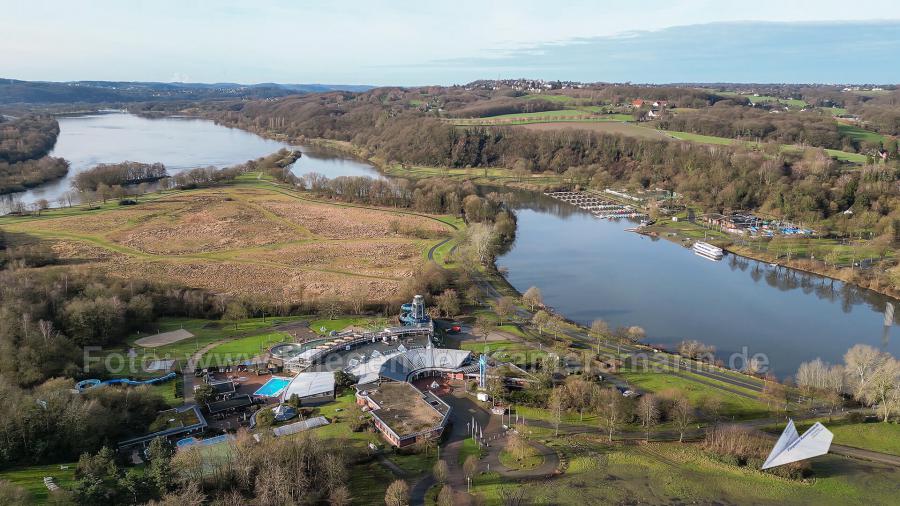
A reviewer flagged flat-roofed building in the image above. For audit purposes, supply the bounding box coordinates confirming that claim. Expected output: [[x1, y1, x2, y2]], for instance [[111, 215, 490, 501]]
[[356, 382, 450, 447]]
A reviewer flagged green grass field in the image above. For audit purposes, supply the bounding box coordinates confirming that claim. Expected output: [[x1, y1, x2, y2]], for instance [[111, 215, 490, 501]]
[[618, 370, 768, 420], [522, 94, 576, 103], [0, 462, 76, 503], [457, 437, 487, 465], [717, 91, 808, 108], [459, 339, 547, 367], [471, 438, 900, 504], [308, 316, 388, 335], [823, 107, 848, 116], [768, 419, 900, 456], [661, 128, 868, 163], [663, 130, 735, 145], [499, 448, 543, 470], [198, 331, 290, 367], [838, 124, 887, 145], [125, 317, 301, 361]]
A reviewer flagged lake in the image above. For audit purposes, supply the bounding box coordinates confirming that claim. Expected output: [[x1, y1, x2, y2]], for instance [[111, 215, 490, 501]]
[[9, 112, 897, 377], [3, 112, 378, 209], [497, 193, 898, 377]]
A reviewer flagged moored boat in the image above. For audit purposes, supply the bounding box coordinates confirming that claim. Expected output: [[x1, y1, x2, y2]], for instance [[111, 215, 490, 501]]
[[692, 241, 724, 261]]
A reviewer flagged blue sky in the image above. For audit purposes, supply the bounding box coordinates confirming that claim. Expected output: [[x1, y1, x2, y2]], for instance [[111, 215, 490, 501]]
[[2, 0, 899, 85]]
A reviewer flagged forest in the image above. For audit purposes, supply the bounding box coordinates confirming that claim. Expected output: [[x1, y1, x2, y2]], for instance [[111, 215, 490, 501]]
[[0, 157, 69, 195], [0, 115, 59, 163], [183, 89, 897, 247], [0, 114, 67, 194]]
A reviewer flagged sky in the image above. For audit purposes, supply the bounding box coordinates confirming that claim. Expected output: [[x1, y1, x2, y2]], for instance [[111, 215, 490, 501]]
[[2, 0, 900, 85]]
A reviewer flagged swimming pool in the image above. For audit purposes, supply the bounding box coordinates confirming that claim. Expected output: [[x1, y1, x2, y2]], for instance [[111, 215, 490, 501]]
[[176, 434, 233, 449], [253, 377, 291, 397]]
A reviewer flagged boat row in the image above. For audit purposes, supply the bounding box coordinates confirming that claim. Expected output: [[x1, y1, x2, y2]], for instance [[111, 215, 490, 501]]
[[545, 191, 647, 220]]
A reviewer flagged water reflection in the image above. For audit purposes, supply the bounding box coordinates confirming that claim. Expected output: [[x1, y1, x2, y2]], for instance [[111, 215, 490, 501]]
[[499, 192, 898, 377]]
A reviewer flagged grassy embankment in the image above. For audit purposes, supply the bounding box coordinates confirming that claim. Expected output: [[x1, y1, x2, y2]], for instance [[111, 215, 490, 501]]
[[661, 129, 869, 163], [0, 462, 77, 503], [762, 417, 900, 457], [716, 91, 808, 108], [470, 437, 900, 504]]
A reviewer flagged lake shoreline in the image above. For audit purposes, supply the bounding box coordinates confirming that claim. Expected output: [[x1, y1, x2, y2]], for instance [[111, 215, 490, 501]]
[[636, 227, 900, 301], [300, 134, 899, 302]]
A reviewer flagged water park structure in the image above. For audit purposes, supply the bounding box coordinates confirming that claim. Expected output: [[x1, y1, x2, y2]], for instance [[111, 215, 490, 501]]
[[75, 372, 178, 393]]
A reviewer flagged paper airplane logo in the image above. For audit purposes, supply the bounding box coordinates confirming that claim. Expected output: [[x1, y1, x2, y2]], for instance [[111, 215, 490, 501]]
[[762, 419, 833, 470]]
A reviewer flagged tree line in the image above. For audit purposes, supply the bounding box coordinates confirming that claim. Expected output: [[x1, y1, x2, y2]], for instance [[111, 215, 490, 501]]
[[0, 114, 67, 194], [72, 162, 168, 192], [0, 156, 69, 195], [796, 344, 900, 422], [0, 114, 59, 163]]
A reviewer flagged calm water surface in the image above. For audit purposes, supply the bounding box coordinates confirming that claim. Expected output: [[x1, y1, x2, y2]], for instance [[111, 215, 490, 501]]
[[5, 112, 378, 208], [498, 194, 898, 377], [10, 113, 896, 377]]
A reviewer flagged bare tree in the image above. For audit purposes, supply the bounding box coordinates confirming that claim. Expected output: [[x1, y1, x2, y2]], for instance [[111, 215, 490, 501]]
[[436, 485, 455, 506], [349, 287, 367, 315], [532, 310, 551, 336], [865, 357, 900, 422], [548, 386, 568, 436], [596, 387, 627, 442], [466, 285, 481, 307], [626, 326, 646, 343], [329, 486, 352, 506], [475, 315, 495, 343], [318, 299, 343, 321], [463, 455, 479, 481], [466, 223, 495, 265], [636, 394, 659, 441], [432, 460, 449, 485], [590, 317, 609, 346], [434, 288, 460, 318], [844, 344, 886, 401], [700, 396, 723, 422], [494, 296, 515, 325], [384, 479, 409, 506], [671, 395, 695, 442], [522, 286, 543, 312], [565, 377, 596, 421]]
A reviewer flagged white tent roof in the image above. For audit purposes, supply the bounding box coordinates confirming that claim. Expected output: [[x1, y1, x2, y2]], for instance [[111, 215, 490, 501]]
[[280, 372, 335, 401], [345, 348, 471, 384], [272, 416, 330, 437]]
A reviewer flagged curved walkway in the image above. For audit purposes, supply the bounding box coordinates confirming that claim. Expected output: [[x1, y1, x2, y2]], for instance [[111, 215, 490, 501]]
[[483, 437, 560, 480]]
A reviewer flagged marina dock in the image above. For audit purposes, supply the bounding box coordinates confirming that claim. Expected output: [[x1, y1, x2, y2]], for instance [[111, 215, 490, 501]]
[[544, 190, 648, 219]]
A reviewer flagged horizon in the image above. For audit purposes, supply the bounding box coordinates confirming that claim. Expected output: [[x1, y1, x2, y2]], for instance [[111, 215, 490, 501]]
[[3, 0, 900, 84]]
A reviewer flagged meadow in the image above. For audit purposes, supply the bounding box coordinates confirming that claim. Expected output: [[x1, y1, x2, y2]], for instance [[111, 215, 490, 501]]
[[0, 180, 457, 302], [469, 436, 900, 505]]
